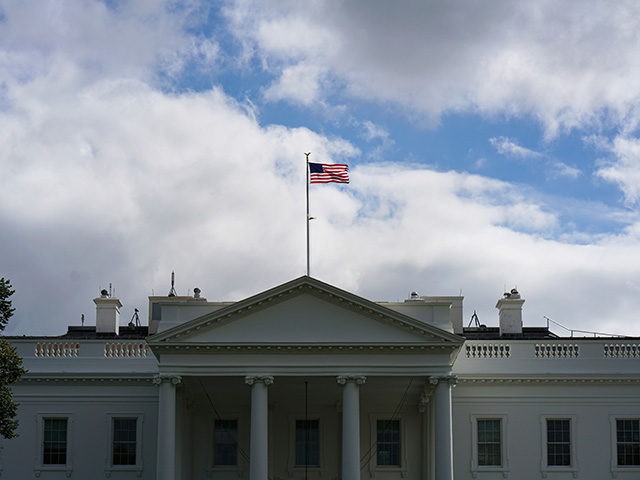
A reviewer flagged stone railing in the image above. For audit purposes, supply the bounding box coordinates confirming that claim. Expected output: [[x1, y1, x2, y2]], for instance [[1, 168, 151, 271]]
[[604, 343, 640, 358], [464, 340, 640, 360], [466, 343, 511, 358], [35, 342, 80, 357], [534, 343, 580, 358], [104, 342, 150, 358], [32, 341, 150, 358]]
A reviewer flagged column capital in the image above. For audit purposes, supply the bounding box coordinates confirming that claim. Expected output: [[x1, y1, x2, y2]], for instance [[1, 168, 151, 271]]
[[418, 390, 432, 413], [153, 374, 182, 386], [428, 375, 457, 386], [336, 375, 366, 385], [245, 375, 274, 386]]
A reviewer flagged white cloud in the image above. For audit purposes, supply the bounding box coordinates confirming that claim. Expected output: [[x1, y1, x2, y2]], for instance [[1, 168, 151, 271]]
[[226, 1, 640, 135], [361, 121, 389, 142], [0, 1, 215, 91], [550, 162, 581, 179], [596, 135, 640, 206], [263, 63, 324, 105], [490, 136, 541, 159]]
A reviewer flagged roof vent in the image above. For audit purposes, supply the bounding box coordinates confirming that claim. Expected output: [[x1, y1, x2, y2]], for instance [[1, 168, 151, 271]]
[[194, 287, 201, 299], [409, 291, 419, 300]]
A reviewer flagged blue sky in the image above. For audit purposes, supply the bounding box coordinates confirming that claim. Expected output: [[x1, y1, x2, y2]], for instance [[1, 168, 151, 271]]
[[2, 1, 640, 336]]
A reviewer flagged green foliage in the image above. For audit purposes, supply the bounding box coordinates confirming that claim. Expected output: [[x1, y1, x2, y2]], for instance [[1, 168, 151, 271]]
[[0, 278, 25, 439], [0, 340, 24, 438], [0, 278, 15, 331]]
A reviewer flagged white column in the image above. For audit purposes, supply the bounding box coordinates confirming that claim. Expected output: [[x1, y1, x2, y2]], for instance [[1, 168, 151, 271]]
[[245, 375, 274, 480], [430, 376, 455, 480], [154, 374, 182, 480], [418, 389, 432, 480], [337, 375, 366, 480]]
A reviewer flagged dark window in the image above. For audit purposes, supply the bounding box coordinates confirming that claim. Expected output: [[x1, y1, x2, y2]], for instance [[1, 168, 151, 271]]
[[295, 419, 319, 466], [547, 419, 571, 466], [477, 419, 501, 466], [617, 419, 640, 466], [214, 419, 238, 466], [112, 418, 137, 465], [43, 418, 68, 465], [376, 419, 401, 467]]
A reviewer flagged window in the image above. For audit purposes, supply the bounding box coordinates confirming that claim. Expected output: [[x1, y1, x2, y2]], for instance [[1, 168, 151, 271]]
[[617, 419, 640, 466], [214, 419, 238, 466], [43, 418, 68, 465], [546, 419, 571, 466], [35, 414, 73, 476], [376, 419, 401, 467], [287, 414, 324, 472], [541, 415, 577, 473], [368, 415, 406, 475], [471, 415, 508, 473], [477, 419, 502, 466], [295, 419, 319, 467], [112, 418, 137, 465], [106, 414, 143, 472]]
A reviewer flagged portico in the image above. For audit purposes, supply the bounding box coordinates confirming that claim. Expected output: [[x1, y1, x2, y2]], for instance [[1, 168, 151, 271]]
[[147, 276, 463, 480]]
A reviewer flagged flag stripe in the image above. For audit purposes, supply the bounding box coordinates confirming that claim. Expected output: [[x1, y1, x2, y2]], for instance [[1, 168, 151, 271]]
[[309, 162, 350, 184]]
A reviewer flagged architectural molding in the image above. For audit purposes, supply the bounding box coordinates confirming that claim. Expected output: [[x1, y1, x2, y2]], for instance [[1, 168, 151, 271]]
[[150, 343, 457, 351], [152, 374, 182, 386], [428, 375, 457, 386], [244, 375, 274, 386], [418, 384, 434, 413], [456, 376, 640, 384], [20, 375, 155, 384], [336, 375, 366, 385]]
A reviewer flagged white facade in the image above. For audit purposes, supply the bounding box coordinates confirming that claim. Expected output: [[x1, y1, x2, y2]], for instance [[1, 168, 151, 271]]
[[2, 276, 640, 480]]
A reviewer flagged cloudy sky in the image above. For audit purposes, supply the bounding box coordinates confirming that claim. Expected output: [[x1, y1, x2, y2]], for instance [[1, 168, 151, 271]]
[[2, 0, 640, 337]]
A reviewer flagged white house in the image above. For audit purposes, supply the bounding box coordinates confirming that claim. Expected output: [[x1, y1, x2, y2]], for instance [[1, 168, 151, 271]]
[[2, 275, 639, 480]]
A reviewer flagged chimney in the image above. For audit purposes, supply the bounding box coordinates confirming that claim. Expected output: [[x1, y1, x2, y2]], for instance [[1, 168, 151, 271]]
[[94, 289, 122, 335], [496, 288, 524, 336], [450, 296, 464, 335]]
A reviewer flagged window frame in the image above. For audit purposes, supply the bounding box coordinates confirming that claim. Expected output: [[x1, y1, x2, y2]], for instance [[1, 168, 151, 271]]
[[540, 415, 578, 474], [213, 418, 240, 468], [209, 415, 243, 474], [34, 414, 73, 476], [105, 414, 144, 474], [611, 416, 640, 473], [294, 419, 320, 468], [368, 414, 407, 476], [287, 413, 325, 476], [470, 414, 509, 475]]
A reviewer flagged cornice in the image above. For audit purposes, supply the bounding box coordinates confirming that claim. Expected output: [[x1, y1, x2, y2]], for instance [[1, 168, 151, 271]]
[[150, 343, 460, 352], [18, 374, 156, 384], [457, 376, 640, 384]]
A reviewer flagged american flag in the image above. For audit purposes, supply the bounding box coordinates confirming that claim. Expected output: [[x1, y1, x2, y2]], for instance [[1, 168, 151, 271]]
[[309, 162, 349, 184]]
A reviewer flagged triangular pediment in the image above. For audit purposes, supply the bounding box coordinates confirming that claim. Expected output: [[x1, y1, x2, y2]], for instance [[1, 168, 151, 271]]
[[148, 276, 463, 347]]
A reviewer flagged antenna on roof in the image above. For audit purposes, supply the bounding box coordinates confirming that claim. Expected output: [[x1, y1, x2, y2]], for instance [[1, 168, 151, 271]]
[[109, 283, 113, 297], [468, 310, 481, 327], [81, 314, 85, 326], [128, 308, 140, 327], [168, 271, 177, 297]]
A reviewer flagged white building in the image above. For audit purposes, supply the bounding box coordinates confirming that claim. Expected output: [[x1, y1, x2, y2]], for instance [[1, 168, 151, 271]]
[[3, 275, 639, 480]]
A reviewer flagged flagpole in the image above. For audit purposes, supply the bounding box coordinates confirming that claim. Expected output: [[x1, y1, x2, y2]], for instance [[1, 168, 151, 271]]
[[305, 152, 311, 277]]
